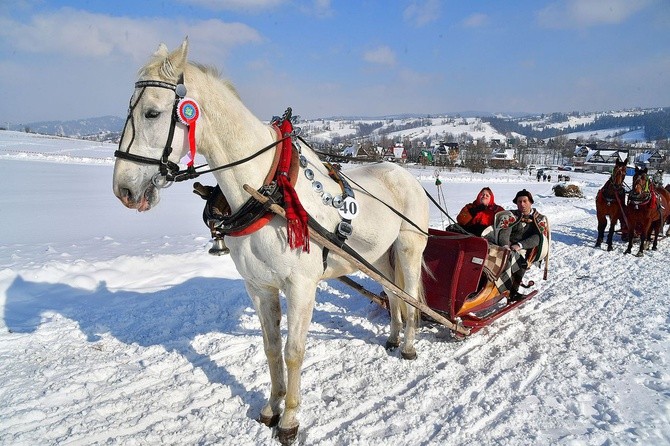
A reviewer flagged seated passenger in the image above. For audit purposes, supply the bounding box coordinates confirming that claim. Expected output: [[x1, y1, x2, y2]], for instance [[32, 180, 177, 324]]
[[486, 189, 549, 301], [456, 187, 505, 236]]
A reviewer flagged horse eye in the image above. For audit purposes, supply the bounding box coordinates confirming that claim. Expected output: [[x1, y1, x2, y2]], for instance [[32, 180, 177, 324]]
[[144, 109, 161, 119]]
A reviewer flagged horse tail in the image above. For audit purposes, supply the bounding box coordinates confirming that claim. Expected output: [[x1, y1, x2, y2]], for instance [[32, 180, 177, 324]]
[[415, 258, 428, 325]]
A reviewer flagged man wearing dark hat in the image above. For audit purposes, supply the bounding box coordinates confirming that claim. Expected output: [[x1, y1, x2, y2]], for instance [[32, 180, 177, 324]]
[[496, 189, 544, 301]]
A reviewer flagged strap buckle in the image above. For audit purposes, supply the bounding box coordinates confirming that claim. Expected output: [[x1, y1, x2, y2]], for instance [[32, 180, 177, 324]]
[[337, 221, 353, 239]]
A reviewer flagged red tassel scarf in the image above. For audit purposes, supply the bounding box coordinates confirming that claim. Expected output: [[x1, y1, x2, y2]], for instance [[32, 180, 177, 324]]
[[276, 118, 310, 252]]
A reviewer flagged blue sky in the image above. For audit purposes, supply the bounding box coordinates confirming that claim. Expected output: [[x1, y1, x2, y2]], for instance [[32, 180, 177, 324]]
[[1, 0, 669, 124]]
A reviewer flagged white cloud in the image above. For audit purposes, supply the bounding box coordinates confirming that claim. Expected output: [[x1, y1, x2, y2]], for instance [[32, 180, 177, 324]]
[[462, 13, 489, 28], [403, 0, 441, 27], [363, 46, 397, 66], [0, 8, 263, 62], [177, 0, 286, 12], [537, 0, 653, 29]]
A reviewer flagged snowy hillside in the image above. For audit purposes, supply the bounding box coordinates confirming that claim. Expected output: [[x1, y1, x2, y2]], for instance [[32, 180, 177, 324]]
[[6, 106, 666, 148], [305, 116, 509, 144], [1, 131, 669, 445]]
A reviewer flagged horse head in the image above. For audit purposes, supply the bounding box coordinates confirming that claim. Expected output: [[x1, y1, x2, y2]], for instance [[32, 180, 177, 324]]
[[112, 40, 191, 211], [611, 157, 628, 186], [631, 167, 651, 200]]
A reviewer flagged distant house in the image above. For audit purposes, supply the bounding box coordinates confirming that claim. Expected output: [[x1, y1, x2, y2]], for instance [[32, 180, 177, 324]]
[[581, 148, 629, 173], [489, 148, 517, 169], [341, 145, 356, 157], [636, 149, 665, 169], [383, 143, 407, 163], [340, 144, 379, 160], [431, 142, 459, 165]]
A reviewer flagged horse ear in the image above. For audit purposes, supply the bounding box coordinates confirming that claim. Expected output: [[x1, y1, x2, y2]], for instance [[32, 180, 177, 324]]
[[160, 38, 189, 80]]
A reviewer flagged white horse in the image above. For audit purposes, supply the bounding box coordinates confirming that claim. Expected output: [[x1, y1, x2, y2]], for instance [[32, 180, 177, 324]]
[[112, 39, 428, 444]]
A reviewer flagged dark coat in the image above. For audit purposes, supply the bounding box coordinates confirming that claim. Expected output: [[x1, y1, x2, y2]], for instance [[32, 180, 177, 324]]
[[497, 209, 542, 251]]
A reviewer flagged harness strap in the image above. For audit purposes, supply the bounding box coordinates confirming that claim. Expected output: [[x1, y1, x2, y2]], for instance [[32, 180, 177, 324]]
[[321, 162, 356, 271]]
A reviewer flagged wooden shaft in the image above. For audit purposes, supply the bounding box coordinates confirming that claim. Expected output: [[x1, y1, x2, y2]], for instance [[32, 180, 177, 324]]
[[336, 276, 389, 309], [243, 184, 470, 336]]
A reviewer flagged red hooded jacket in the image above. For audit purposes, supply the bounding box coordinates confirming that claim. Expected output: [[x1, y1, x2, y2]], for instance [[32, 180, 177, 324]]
[[456, 187, 505, 236]]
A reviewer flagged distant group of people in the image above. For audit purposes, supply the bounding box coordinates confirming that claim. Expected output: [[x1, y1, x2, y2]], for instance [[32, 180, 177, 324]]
[[536, 171, 552, 182], [455, 187, 547, 301]]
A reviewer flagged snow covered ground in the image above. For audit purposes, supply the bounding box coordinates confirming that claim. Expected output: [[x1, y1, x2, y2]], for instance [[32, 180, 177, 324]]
[[1, 131, 668, 445]]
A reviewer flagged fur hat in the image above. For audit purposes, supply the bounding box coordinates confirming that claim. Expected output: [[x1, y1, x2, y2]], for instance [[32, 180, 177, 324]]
[[513, 189, 534, 204]]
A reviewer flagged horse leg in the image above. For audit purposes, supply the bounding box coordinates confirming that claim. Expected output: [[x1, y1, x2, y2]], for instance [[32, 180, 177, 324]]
[[652, 223, 660, 250], [392, 231, 427, 360], [606, 217, 616, 251], [277, 281, 317, 445], [624, 222, 634, 254], [246, 284, 285, 428], [636, 226, 647, 257], [595, 215, 606, 248], [383, 283, 402, 351]]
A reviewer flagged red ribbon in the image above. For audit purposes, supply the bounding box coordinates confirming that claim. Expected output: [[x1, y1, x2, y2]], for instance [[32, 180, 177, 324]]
[[178, 99, 200, 167], [276, 118, 309, 252]]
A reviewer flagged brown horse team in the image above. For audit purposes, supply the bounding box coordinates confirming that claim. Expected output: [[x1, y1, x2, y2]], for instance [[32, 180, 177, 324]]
[[595, 161, 670, 256]]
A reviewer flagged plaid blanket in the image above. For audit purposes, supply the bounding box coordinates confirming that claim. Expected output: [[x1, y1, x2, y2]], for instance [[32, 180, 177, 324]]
[[482, 243, 508, 281], [493, 250, 524, 294]]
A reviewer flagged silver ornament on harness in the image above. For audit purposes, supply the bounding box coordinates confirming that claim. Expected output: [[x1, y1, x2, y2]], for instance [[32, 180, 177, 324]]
[[332, 195, 344, 208], [322, 192, 332, 206]]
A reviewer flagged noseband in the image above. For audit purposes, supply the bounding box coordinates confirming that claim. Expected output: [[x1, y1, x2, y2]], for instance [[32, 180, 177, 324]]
[[114, 75, 187, 187]]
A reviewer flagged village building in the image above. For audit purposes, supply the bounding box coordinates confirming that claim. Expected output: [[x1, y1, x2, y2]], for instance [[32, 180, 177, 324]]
[[488, 148, 518, 169]]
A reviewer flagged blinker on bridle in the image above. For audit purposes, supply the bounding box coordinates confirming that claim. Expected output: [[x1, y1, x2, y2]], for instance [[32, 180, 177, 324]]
[[114, 74, 188, 188]]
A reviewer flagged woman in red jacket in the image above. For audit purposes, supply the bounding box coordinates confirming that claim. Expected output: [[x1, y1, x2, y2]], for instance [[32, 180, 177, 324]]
[[456, 187, 504, 236]]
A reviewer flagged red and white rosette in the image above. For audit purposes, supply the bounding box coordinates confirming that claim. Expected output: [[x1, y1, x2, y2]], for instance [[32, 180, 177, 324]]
[[177, 98, 200, 167]]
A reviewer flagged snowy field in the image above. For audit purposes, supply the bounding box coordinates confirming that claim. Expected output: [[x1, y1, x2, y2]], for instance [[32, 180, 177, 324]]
[[1, 131, 669, 445]]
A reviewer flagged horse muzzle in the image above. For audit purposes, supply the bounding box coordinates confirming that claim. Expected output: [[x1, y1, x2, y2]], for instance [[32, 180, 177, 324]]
[[114, 182, 159, 212]]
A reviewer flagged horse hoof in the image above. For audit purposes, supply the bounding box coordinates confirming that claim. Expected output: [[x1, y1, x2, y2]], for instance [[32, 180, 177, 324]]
[[259, 413, 280, 427], [277, 425, 299, 445], [607, 246, 613, 252], [401, 350, 417, 360], [385, 340, 400, 351], [636, 252, 644, 257], [594, 242, 602, 248]]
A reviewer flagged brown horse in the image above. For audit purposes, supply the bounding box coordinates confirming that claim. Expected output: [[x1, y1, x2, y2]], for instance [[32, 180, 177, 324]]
[[595, 158, 628, 251], [624, 167, 670, 256]]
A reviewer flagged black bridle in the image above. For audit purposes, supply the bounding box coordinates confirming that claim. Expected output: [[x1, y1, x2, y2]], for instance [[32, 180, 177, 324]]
[[629, 173, 653, 205], [114, 75, 186, 186], [114, 74, 289, 187]]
